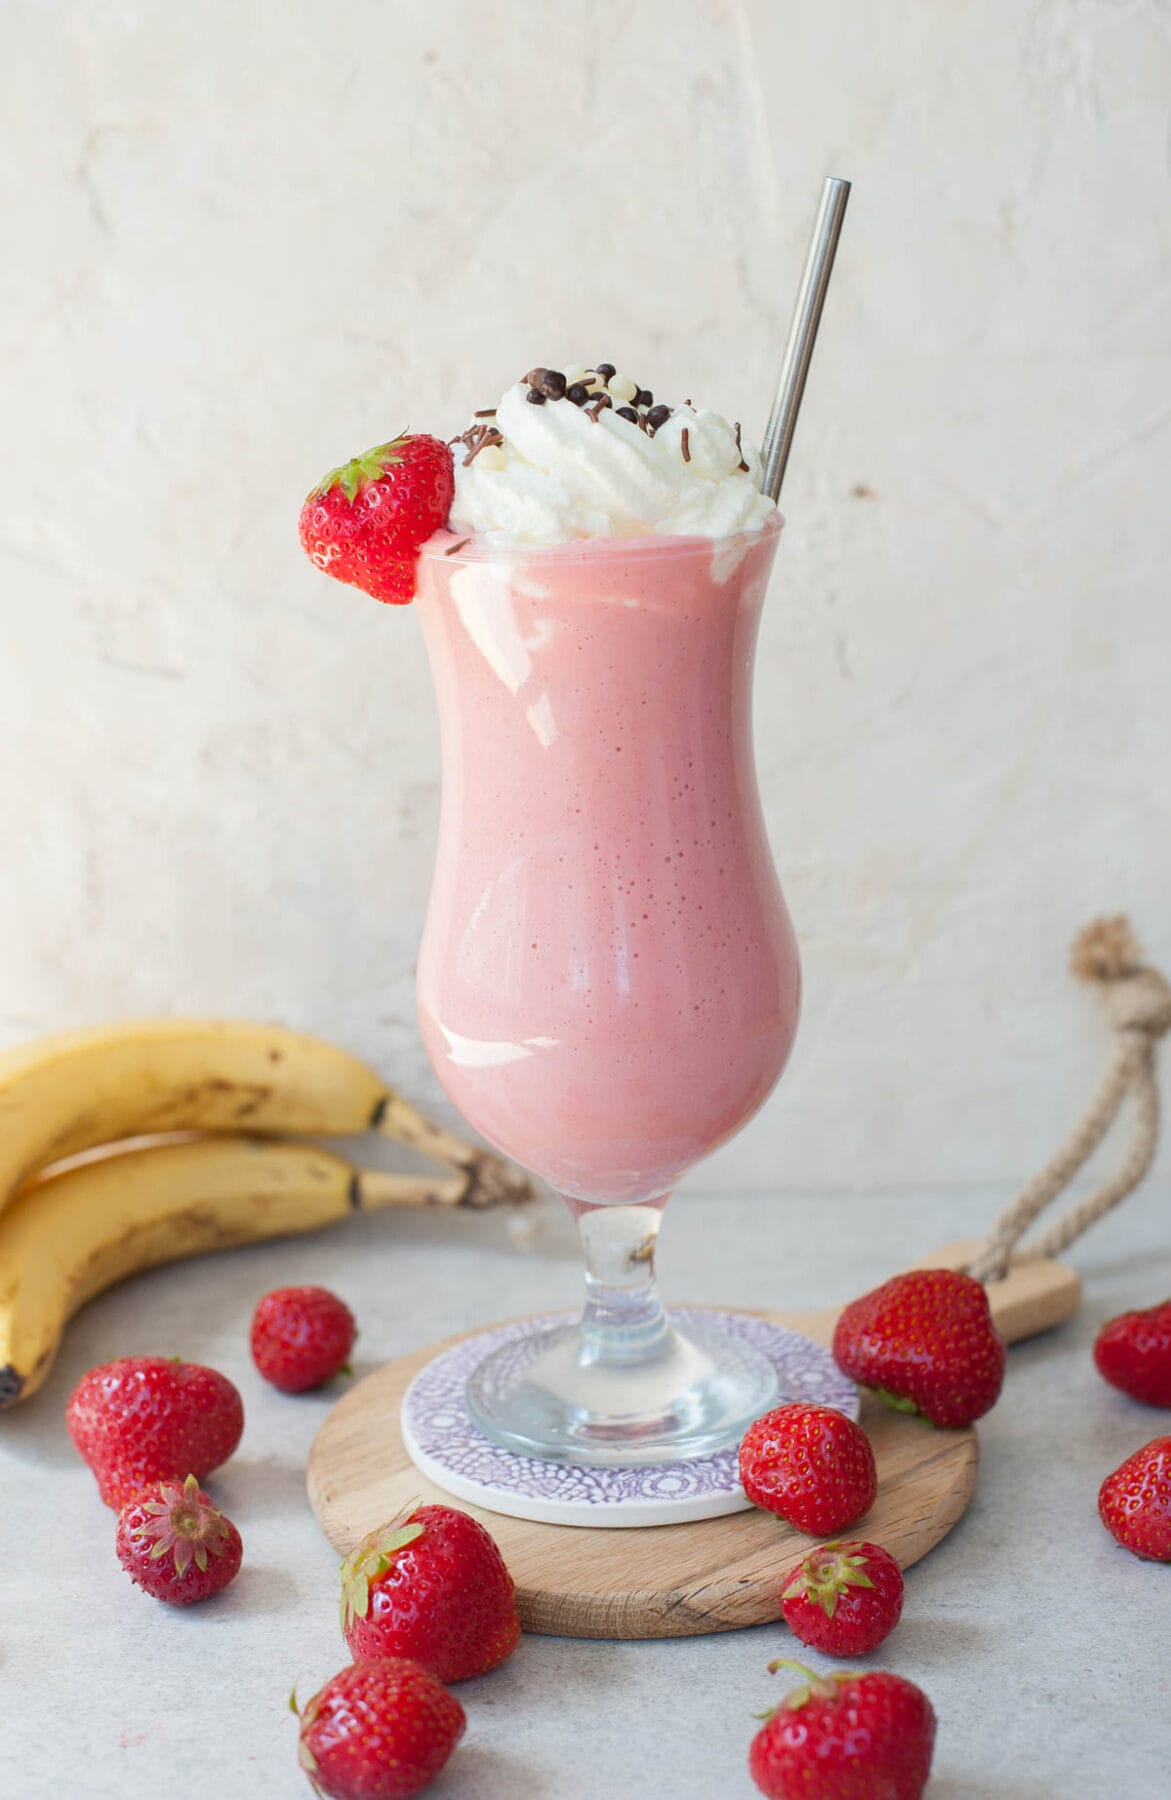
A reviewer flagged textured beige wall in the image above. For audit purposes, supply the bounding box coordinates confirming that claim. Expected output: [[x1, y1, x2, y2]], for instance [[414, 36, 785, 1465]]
[[2, 0, 1169, 1195]]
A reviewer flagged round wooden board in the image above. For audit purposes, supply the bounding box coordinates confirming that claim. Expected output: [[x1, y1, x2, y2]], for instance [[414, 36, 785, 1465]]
[[307, 1315, 979, 1640], [307, 1243, 1080, 1639]]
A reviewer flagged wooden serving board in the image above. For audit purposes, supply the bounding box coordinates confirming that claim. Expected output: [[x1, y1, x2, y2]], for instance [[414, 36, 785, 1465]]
[[307, 1241, 1079, 1639]]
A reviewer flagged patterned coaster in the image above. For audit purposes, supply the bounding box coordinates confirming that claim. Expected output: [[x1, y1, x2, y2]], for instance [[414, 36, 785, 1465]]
[[401, 1308, 858, 1528]]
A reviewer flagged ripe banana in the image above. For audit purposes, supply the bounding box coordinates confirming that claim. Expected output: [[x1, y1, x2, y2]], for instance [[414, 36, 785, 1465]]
[[0, 1135, 472, 1408], [0, 1018, 533, 1216]]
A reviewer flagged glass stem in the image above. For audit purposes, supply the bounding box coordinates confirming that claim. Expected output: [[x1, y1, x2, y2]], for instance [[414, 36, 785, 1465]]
[[573, 1201, 673, 1369]]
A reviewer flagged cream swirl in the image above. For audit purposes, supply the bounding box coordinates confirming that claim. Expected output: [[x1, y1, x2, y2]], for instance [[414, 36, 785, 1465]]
[[449, 375, 774, 546]]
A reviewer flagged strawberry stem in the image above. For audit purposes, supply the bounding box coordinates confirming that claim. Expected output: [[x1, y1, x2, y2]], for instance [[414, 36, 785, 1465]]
[[766, 1657, 850, 1711], [768, 1657, 820, 1683]]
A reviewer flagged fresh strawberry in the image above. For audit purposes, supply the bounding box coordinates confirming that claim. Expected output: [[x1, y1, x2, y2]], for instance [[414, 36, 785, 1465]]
[[832, 1267, 1006, 1428], [251, 1285, 357, 1393], [340, 1501, 520, 1683], [1094, 1299, 1171, 1407], [739, 1404, 877, 1537], [66, 1357, 244, 1508], [115, 1473, 242, 1605], [779, 1539, 904, 1657], [749, 1660, 936, 1800], [296, 1658, 465, 1800], [1098, 1437, 1171, 1561], [299, 433, 454, 605]]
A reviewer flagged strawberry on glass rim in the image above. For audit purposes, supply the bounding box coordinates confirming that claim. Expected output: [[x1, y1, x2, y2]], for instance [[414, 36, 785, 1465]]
[[299, 432, 454, 605]]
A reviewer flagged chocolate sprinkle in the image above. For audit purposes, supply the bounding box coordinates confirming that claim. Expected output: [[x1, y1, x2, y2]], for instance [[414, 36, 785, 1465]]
[[734, 421, 749, 472], [443, 537, 472, 555], [680, 427, 691, 463], [585, 394, 612, 422], [458, 423, 504, 465], [473, 408, 497, 418]]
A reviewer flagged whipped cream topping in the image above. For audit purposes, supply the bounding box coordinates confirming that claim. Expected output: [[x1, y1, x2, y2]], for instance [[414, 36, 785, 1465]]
[[448, 367, 774, 547]]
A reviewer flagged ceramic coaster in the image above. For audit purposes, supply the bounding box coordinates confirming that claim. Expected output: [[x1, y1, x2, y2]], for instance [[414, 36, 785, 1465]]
[[400, 1308, 858, 1528]]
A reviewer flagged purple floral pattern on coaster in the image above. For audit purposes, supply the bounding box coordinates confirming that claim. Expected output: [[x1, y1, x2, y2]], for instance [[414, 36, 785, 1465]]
[[401, 1310, 858, 1515]]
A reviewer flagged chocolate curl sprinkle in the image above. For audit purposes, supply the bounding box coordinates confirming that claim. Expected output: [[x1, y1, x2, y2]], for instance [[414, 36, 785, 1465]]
[[456, 423, 504, 466], [680, 427, 691, 463]]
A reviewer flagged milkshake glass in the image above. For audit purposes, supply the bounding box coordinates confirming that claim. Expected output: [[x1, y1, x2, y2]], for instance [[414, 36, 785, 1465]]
[[416, 513, 800, 1464]]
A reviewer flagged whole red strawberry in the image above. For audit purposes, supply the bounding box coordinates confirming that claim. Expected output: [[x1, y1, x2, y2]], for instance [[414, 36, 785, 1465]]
[[66, 1357, 244, 1508], [251, 1286, 357, 1393], [115, 1473, 242, 1605], [299, 433, 454, 605], [1098, 1437, 1171, 1560], [1094, 1299, 1171, 1407], [739, 1404, 877, 1537], [749, 1660, 936, 1800], [832, 1267, 1006, 1428], [296, 1658, 465, 1800], [780, 1539, 904, 1657], [341, 1502, 520, 1683]]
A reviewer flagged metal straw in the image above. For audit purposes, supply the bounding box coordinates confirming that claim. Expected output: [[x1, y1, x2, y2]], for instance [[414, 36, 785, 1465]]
[[760, 176, 851, 503]]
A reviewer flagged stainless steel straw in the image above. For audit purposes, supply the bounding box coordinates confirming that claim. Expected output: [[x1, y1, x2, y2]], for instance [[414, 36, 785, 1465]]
[[760, 176, 851, 503]]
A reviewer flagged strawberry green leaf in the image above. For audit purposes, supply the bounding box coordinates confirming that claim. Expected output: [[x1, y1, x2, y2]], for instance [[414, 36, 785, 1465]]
[[341, 1568, 369, 1631], [874, 1386, 924, 1417], [377, 1523, 425, 1559], [313, 435, 411, 503], [340, 1515, 425, 1627]]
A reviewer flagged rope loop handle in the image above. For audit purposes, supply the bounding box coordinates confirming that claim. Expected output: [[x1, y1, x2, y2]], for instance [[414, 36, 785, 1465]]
[[968, 917, 1171, 1283]]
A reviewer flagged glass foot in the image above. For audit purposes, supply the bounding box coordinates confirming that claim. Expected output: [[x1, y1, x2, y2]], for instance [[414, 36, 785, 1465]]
[[465, 1310, 779, 1466]]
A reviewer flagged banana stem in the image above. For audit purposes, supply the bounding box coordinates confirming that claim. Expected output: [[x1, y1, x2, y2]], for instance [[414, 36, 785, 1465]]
[[354, 1167, 476, 1211], [374, 1092, 539, 1210], [376, 1091, 481, 1167]]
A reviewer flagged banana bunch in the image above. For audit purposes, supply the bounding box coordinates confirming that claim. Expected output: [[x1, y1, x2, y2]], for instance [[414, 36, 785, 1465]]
[[0, 1019, 534, 1408]]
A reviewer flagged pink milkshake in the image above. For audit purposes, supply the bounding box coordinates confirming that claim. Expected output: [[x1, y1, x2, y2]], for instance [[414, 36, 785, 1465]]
[[301, 355, 803, 1463], [415, 518, 798, 1206]]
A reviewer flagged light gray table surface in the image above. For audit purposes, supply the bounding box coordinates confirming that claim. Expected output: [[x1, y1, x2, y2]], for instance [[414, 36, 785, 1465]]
[[3, 1180, 1169, 1799]]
